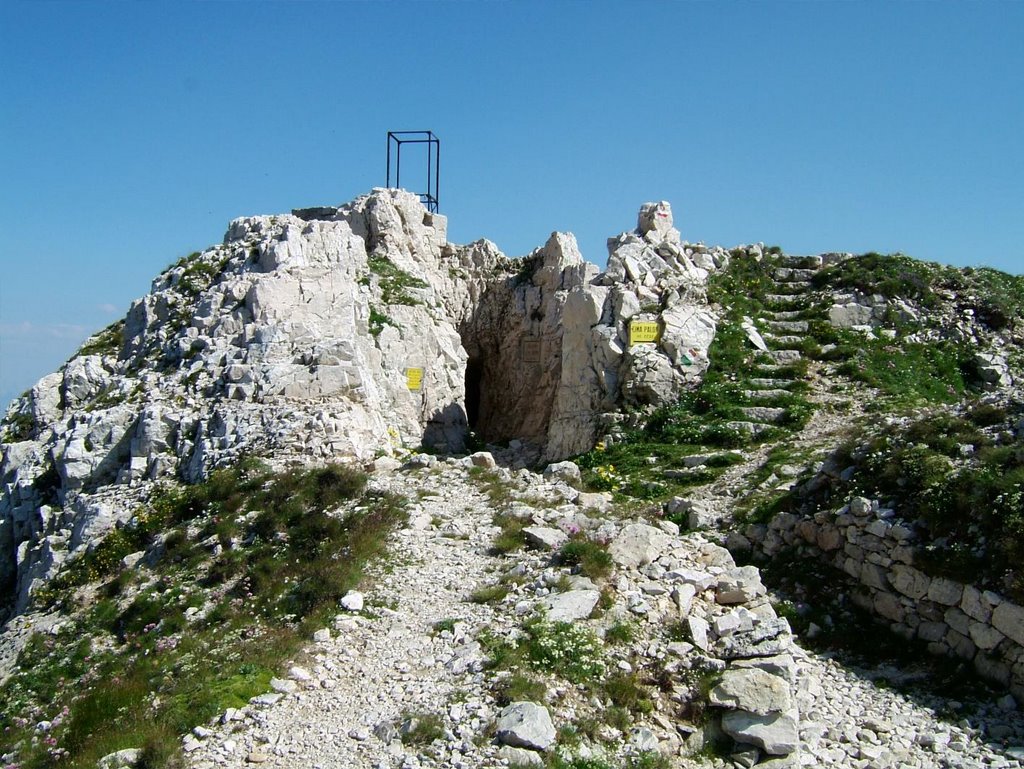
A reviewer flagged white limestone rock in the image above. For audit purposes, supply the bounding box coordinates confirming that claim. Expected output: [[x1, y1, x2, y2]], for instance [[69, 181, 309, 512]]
[[608, 523, 672, 568], [721, 709, 799, 756], [709, 669, 792, 715], [538, 589, 600, 622], [495, 702, 556, 751], [522, 526, 569, 552]]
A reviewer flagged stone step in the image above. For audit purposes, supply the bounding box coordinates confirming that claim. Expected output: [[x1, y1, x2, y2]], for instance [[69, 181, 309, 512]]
[[773, 268, 818, 283], [674, 452, 745, 469], [738, 406, 788, 423], [766, 310, 803, 320], [767, 335, 804, 346], [766, 320, 809, 333], [769, 281, 813, 294], [778, 255, 823, 270], [764, 294, 805, 305], [742, 389, 793, 400], [747, 378, 797, 388], [725, 420, 773, 436], [765, 350, 803, 365]]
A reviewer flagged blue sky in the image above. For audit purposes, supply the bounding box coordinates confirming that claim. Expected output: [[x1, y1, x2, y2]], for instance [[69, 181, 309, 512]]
[[1, 1, 1022, 409]]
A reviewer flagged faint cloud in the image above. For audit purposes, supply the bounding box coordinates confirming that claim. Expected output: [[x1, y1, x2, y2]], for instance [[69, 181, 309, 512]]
[[0, 321, 89, 340], [98, 303, 118, 313]]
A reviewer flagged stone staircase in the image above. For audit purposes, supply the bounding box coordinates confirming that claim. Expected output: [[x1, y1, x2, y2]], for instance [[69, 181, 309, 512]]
[[727, 255, 823, 437]]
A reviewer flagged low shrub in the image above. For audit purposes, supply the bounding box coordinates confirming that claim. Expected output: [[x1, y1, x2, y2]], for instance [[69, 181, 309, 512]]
[[558, 539, 613, 581]]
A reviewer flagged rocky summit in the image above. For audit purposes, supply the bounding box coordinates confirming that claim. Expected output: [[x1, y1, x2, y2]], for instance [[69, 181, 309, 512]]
[[1, 190, 1023, 769]]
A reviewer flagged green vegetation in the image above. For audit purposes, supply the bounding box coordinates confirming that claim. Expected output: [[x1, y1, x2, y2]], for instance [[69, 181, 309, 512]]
[[577, 252, 814, 503], [470, 583, 510, 604], [785, 406, 1024, 598], [173, 251, 230, 298], [490, 511, 527, 554], [77, 320, 125, 358], [481, 618, 606, 685], [362, 254, 429, 305], [811, 252, 952, 307], [557, 538, 614, 581], [2, 409, 35, 443], [812, 253, 1024, 331], [2, 459, 408, 769], [604, 620, 637, 645], [815, 329, 972, 407], [368, 307, 397, 338], [399, 712, 445, 746], [493, 672, 547, 707]]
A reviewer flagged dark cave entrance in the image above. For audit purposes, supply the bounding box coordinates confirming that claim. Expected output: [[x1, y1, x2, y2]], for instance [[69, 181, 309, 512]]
[[465, 357, 484, 431]]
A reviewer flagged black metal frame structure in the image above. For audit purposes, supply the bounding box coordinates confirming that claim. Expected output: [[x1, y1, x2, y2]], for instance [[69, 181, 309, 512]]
[[386, 131, 440, 213]]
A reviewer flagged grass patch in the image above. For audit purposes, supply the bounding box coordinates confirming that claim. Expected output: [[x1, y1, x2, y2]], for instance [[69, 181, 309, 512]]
[[77, 320, 125, 358], [2, 459, 407, 769], [557, 539, 614, 581], [2, 408, 35, 443], [399, 712, 445, 746], [362, 254, 429, 306], [369, 307, 397, 338], [470, 583, 510, 604], [604, 620, 637, 645], [493, 672, 547, 707]]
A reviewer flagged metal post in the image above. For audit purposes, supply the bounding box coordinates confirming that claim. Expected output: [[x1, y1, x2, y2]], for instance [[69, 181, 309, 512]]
[[385, 131, 440, 213]]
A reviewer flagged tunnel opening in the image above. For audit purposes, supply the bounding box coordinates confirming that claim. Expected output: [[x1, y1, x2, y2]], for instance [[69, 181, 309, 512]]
[[465, 357, 483, 431]]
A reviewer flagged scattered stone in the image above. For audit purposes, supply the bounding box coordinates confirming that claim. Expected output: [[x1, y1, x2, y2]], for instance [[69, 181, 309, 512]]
[[543, 461, 582, 485], [709, 669, 792, 715], [538, 590, 600, 622], [269, 677, 297, 694], [522, 526, 569, 551], [98, 749, 141, 769], [340, 591, 365, 612], [609, 523, 672, 568], [495, 702, 556, 751], [721, 709, 799, 756], [497, 745, 544, 767], [716, 566, 767, 604]]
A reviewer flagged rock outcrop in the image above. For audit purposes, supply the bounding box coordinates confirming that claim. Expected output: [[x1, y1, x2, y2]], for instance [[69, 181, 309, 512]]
[[1, 190, 722, 618]]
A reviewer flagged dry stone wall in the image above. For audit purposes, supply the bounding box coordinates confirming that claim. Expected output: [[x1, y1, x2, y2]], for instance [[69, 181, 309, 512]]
[[747, 496, 1024, 702]]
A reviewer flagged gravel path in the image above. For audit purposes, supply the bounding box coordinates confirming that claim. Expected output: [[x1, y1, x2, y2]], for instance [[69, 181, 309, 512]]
[[181, 462, 1024, 769], [186, 464, 509, 769]]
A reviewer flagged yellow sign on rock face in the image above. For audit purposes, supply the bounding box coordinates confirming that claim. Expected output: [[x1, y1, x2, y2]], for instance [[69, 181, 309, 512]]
[[629, 320, 661, 345], [406, 368, 424, 391]]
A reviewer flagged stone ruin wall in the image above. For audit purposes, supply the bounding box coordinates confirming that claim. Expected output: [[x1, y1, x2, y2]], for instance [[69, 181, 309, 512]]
[[746, 498, 1024, 702]]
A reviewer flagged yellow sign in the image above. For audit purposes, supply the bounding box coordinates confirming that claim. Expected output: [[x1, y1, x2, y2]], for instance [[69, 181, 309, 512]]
[[406, 368, 424, 391], [629, 320, 661, 345]]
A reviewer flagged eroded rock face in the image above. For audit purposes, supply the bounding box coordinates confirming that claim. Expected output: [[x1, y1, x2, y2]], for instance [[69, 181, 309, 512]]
[[0, 190, 723, 617]]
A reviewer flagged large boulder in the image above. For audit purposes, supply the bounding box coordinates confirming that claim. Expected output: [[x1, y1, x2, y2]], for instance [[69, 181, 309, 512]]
[[721, 710, 799, 755], [495, 702, 556, 751], [609, 523, 672, 568], [538, 590, 600, 622], [709, 669, 792, 715]]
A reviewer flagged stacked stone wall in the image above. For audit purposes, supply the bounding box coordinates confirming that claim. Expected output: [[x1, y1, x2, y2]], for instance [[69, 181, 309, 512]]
[[747, 496, 1024, 702]]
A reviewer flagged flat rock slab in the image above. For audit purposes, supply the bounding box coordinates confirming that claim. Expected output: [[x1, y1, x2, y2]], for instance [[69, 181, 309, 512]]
[[522, 526, 568, 551], [538, 589, 600, 622], [495, 702, 556, 750], [721, 709, 799, 756], [717, 565, 767, 604], [609, 523, 672, 568], [709, 668, 792, 715]]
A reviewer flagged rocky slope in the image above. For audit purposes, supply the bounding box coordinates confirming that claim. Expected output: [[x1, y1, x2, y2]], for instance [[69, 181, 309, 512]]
[[0, 191, 718, 619], [2, 190, 1023, 769]]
